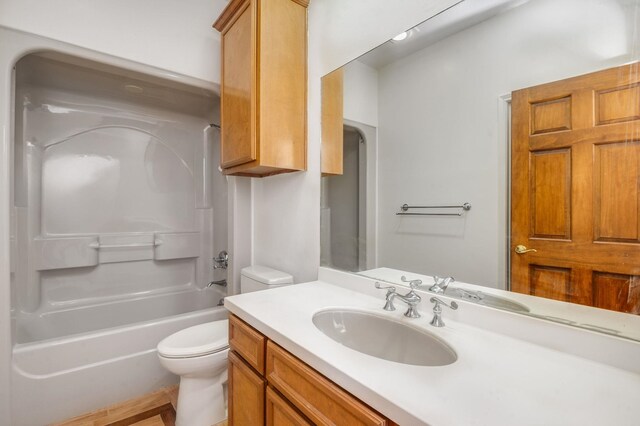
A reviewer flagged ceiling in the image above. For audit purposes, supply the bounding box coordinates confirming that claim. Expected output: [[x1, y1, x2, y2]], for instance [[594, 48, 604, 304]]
[[357, 0, 530, 69]]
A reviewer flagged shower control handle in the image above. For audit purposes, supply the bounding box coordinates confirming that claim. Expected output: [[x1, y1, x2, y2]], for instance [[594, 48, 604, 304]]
[[213, 250, 229, 270]]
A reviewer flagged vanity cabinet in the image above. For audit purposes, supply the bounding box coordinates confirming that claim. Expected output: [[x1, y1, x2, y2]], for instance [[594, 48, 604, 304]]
[[213, 0, 308, 177], [266, 386, 313, 426], [228, 314, 397, 426], [229, 351, 266, 425]]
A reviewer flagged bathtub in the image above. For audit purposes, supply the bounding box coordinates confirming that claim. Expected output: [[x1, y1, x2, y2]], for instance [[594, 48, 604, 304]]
[[12, 287, 227, 426]]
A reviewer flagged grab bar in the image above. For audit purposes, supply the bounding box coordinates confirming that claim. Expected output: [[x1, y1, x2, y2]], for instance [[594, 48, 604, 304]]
[[397, 203, 471, 216], [89, 240, 163, 249]]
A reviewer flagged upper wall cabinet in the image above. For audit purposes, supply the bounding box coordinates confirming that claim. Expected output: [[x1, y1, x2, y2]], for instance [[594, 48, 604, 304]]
[[213, 0, 309, 177], [321, 68, 344, 176]]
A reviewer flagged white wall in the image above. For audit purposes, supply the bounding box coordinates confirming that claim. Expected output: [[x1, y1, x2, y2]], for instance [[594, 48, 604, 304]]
[[343, 60, 379, 127], [375, 0, 640, 288], [252, 0, 460, 283], [0, 0, 228, 83]]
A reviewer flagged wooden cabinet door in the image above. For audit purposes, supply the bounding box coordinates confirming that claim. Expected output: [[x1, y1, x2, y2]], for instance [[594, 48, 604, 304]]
[[229, 314, 266, 374], [219, 0, 257, 169], [321, 68, 344, 176], [511, 63, 640, 314], [229, 350, 265, 426], [214, 0, 307, 177], [266, 341, 388, 426], [266, 386, 312, 426]]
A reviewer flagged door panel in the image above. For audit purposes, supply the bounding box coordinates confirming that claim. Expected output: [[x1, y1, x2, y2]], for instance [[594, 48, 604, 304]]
[[531, 96, 572, 134], [593, 141, 640, 242], [592, 272, 640, 314], [529, 265, 571, 302], [530, 149, 571, 239], [596, 84, 640, 125], [511, 63, 640, 314]]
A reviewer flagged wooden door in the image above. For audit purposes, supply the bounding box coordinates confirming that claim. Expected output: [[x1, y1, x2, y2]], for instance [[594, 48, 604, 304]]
[[511, 63, 640, 314]]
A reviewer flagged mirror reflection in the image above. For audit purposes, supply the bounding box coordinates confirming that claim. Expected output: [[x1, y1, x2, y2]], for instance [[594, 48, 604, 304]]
[[320, 0, 640, 340]]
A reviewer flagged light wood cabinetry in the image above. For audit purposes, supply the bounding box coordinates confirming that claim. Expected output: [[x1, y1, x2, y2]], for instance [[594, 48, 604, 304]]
[[213, 0, 308, 177], [266, 387, 313, 426], [266, 340, 388, 426], [321, 68, 344, 176], [227, 314, 397, 426], [229, 313, 267, 374], [229, 350, 266, 426]]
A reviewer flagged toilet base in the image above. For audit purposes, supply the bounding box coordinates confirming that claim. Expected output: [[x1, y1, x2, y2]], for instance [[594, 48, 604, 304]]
[[176, 370, 228, 426]]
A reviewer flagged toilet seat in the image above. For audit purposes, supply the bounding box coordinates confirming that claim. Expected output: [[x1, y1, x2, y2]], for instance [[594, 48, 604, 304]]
[[158, 319, 229, 359]]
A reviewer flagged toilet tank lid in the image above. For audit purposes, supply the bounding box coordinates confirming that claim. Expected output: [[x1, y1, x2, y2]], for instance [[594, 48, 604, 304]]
[[241, 265, 293, 285]]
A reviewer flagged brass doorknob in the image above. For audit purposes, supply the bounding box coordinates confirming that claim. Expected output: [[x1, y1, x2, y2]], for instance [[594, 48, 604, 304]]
[[515, 245, 537, 254]]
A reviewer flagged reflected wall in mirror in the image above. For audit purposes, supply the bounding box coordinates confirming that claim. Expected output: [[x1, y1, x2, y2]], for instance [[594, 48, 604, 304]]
[[320, 0, 640, 341]]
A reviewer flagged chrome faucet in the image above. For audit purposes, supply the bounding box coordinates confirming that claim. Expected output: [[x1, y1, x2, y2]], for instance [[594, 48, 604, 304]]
[[429, 276, 455, 294], [207, 279, 227, 288], [429, 297, 458, 327], [375, 276, 423, 318], [374, 282, 397, 310]]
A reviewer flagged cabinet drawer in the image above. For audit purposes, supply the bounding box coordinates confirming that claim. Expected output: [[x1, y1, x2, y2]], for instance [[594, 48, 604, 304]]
[[266, 341, 388, 426], [266, 386, 312, 426], [229, 314, 266, 374], [229, 351, 266, 426]]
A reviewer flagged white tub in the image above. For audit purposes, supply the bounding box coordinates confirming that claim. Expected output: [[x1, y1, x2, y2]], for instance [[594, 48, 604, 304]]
[[12, 287, 227, 426]]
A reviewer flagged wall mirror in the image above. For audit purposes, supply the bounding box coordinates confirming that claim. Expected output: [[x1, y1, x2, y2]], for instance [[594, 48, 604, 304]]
[[320, 0, 640, 341]]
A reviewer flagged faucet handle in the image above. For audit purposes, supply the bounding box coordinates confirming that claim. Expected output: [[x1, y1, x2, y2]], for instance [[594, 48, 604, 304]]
[[441, 276, 455, 286], [434, 276, 454, 285], [400, 275, 422, 289], [430, 297, 458, 311], [429, 276, 454, 294], [429, 297, 458, 327], [374, 282, 396, 291], [375, 282, 397, 312]]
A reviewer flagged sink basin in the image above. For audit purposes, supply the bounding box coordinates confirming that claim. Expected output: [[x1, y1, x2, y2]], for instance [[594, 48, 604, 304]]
[[312, 309, 457, 366]]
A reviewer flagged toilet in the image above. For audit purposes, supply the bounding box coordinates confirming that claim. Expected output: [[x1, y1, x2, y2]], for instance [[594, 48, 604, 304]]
[[157, 265, 293, 426]]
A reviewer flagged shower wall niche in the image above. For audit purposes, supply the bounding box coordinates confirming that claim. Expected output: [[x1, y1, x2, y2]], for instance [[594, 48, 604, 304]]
[[11, 52, 224, 343]]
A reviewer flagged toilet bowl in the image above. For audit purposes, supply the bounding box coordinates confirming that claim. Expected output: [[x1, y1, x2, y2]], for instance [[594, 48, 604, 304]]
[[157, 320, 229, 426], [157, 265, 293, 425]]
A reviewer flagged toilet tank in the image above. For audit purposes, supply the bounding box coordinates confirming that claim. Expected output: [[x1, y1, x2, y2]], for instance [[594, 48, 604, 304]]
[[240, 265, 293, 293]]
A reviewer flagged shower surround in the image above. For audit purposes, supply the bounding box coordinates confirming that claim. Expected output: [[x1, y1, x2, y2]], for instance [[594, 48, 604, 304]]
[[9, 52, 227, 425]]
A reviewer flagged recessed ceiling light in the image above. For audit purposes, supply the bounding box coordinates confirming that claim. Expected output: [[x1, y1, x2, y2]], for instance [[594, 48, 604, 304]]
[[392, 32, 408, 42]]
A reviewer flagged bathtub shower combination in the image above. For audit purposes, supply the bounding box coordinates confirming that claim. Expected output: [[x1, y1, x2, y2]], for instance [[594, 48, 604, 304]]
[[9, 52, 228, 425]]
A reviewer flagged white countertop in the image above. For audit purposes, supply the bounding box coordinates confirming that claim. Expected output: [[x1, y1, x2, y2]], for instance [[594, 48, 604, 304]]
[[225, 275, 640, 426]]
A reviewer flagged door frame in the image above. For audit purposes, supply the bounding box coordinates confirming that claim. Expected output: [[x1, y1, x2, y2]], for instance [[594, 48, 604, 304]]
[[498, 93, 512, 291]]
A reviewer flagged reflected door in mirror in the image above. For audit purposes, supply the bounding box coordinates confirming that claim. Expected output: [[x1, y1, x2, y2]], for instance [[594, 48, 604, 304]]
[[511, 63, 640, 314]]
